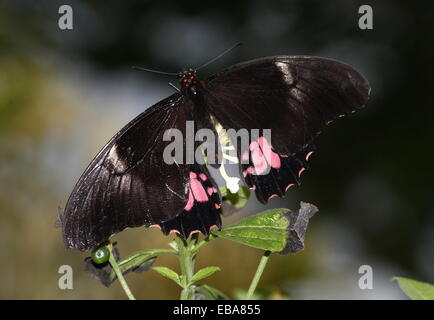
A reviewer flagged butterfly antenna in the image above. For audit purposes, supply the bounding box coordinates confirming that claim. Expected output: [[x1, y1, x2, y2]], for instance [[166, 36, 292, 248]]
[[131, 66, 178, 76], [169, 82, 180, 92], [195, 42, 242, 71]]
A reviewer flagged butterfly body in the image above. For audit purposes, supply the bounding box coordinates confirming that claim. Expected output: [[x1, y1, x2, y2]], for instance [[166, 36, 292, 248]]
[[60, 55, 370, 251]]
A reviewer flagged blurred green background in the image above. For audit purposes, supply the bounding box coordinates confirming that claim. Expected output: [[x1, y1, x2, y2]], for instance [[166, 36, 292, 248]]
[[0, 0, 433, 299]]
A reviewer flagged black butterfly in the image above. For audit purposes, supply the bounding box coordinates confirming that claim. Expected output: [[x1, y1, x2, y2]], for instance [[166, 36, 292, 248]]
[[60, 54, 370, 251]]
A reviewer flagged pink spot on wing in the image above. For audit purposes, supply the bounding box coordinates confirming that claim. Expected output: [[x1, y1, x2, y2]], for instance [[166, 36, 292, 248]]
[[215, 203, 221, 209], [190, 178, 208, 202], [268, 194, 279, 200], [184, 190, 195, 211], [189, 172, 197, 179], [209, 224, 219, 230], [306, 151, 313, 161], [258, 137, 281, 169], [184, 171, 209, 211], [243, 166, 254, 177], [249, 137, 281, 175], [298, 168, 305, 176], [285, 184, 294, 191], [207, 187, 214, 196], [188, 230, 201, 237], [169, 229, 180, 234], [249, 140, 258, 151], [199, 173, 207, 181], [251, 185, 256, 190], [271, 154, 281, 168], [251, 149, 267, 174], [150, 224, 161, 229]]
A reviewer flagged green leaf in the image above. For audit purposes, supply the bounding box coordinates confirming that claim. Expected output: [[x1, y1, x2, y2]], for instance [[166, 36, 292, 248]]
[[211, 208, 291, 252], [211, 203, 318, 253], [168, 240, 178, 250], [393, 277, 434, 300], [107, 249, 174, 283], [153, 266, 183, 287], [220, 186, 250, 209], [191, 266, 221, 284], [117, 250, 159, 273], [195, 284, 229, 300], [219, 186, 228, 197]]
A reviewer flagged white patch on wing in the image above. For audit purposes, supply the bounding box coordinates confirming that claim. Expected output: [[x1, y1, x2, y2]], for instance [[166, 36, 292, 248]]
[[275, 61, 293, 85], [107, 144, 127, 173], [290, 87, 303, 102]]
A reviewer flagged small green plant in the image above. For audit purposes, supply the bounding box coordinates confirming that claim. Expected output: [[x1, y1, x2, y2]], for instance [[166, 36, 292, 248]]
[[85, 187, 318, 300]]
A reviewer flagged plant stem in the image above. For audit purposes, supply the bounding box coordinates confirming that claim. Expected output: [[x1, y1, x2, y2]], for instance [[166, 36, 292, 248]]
[[108, 244, 136, 300], [176, 234, 196, 300], [245, 250, 271, 300]]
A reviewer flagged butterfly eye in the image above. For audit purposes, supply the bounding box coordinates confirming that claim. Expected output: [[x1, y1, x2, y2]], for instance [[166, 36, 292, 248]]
[[91, 246, 110, 264]]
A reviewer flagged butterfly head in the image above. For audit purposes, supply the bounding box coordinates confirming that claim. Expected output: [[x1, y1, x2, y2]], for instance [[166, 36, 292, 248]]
[[178, 68, 198, 88]]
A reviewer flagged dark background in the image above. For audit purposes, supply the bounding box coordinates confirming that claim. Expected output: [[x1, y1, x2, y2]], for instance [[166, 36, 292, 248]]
[[0, 0, 433, 299]]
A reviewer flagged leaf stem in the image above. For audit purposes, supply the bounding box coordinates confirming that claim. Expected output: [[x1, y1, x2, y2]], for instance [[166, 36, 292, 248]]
[[108, 244, 136, 300], [245, 250, 271, 300]]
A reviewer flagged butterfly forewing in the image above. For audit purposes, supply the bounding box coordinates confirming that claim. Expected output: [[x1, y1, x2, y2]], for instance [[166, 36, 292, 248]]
[[205, 56, 369, 153], [61, 94, 192, 251]]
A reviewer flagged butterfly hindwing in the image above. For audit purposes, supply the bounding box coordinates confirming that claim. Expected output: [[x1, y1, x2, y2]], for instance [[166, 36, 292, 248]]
[[158, 164, 222, 238], [241, 136, 315, 203]]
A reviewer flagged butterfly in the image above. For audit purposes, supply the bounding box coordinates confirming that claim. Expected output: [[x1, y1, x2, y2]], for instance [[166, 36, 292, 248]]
[[60, 53, 370, 251]]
